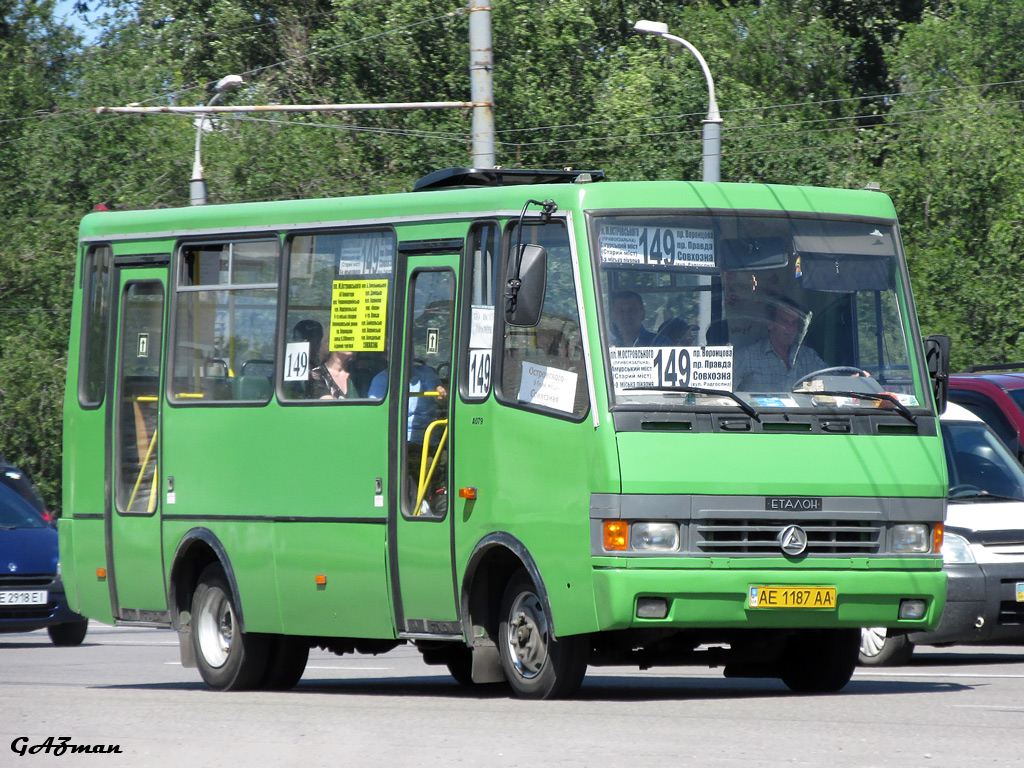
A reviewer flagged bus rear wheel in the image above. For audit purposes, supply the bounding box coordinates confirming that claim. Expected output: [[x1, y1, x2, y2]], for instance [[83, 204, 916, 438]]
[[261, 635, 310, 690], [191, 564, 270, 691], [780, 629, 860, 693], [497, 570, 587, 699]]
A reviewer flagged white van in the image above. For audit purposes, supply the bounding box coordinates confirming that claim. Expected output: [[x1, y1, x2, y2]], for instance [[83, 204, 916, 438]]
[[860, 401, 1024, 664]]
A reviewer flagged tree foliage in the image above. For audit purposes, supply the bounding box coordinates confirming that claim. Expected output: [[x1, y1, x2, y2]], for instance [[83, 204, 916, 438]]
[[2, 0, 1023, 508]]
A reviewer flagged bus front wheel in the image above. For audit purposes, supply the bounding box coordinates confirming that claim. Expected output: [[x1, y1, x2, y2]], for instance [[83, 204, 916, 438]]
[[191, 564, 270, 691], [497, 570, 587, 699], [780, 629, 859, 693]]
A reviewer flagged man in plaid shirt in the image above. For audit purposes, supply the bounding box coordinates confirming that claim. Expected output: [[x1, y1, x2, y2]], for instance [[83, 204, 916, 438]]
[[733, 297, 826, 392]]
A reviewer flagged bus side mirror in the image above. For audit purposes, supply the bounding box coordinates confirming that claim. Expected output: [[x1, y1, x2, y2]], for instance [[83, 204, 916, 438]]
[[924, 334, 950, 414], [504, 244, 547, 327]]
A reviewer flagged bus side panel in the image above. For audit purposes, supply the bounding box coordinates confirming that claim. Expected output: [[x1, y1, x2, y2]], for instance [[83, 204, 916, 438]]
[[162, 519, 280, 631], [273, 523, 394, 638], [61, 518, 114, 624], [456, 400, 617, 638], [162, 404, 394, 637], [62, 323, 115, 624]]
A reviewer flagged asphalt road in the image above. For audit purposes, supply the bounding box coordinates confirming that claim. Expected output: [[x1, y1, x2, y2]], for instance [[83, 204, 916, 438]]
[[2, 622, 1024, 767]]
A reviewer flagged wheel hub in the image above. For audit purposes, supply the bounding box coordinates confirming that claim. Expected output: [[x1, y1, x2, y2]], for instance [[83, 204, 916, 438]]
[[196, 587, 234, 668], [506, 592, 549, 679]]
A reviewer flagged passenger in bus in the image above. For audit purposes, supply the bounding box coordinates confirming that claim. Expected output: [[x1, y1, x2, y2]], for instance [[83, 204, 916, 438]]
[[368, 365, 447, 443], [610, 290, 657, 347], [292, 319, 324, 369], [369, 365, 449, 515], [287, 319, 324, 398], [311, 340, 362, 399], [654, 317, 699, 347], [732, 297, 827, 392]]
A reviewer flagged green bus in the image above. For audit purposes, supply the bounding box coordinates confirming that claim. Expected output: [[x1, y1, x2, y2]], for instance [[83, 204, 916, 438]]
[[59, 168, 950, 698]]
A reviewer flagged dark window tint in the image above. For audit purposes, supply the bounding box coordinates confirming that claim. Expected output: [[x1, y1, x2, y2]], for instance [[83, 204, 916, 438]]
[[949, 392, 1018, 453], [0, 467, 46, 514], [462, 222, 499, 400], [0, 485, 47, 529], [79, 244, 113, 406]]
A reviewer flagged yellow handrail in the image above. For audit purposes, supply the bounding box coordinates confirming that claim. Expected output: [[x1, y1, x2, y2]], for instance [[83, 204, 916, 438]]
[[126, 427, 158, 512], [414, 419, 448, 516]]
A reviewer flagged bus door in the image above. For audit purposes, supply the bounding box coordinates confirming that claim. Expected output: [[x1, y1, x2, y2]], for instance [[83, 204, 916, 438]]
[[391, 247, 461, 635], [107, 265, 168, 619]]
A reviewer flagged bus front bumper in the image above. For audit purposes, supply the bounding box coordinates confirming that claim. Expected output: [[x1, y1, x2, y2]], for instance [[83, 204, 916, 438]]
[[591, 561, 947, 632]]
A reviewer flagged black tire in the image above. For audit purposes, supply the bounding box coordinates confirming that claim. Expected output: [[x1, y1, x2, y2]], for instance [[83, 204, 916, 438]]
[[497, 570, 588, 699], [780, 629, 860, 693], [261, 635, 310, 690], [47, 618, 88, 647], [858, 627, 915, 667], [191, 564, 270, 691], [445, 644, 475, 687]]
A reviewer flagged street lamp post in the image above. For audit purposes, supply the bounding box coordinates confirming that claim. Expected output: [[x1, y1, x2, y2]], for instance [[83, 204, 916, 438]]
[[633, 20, 722, 183], [190, 75, 244, 205]]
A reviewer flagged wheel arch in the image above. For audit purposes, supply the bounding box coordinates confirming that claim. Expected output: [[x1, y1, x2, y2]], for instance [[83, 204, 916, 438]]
[[460, 532, 555, 647], [168, 528, 246, 632]]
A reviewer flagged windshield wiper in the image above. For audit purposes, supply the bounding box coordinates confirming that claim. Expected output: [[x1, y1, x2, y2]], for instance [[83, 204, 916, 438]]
[[638, 385, 761, 422], [800, 389, 917, 425]]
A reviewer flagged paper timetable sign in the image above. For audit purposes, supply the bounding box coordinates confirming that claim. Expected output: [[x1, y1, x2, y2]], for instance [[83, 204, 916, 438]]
[[329, 279, 388, 351], [599, 225, 715, 268], [610, 346, 733, 393]]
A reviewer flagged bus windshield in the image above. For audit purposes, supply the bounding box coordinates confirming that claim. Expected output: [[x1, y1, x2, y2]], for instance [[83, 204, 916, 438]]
[[593, 213, 923, 413]]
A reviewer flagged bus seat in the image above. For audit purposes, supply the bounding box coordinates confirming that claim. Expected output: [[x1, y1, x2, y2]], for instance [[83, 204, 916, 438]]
[[240, 359, 274, 377], [232, 375, 272, 401]]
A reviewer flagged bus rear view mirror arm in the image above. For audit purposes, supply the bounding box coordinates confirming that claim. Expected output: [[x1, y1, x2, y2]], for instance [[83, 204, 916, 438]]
[[924, 334, 951, 414]]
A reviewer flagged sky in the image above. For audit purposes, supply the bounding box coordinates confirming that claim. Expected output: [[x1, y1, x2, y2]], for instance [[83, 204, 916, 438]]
[[54, 0, 102, 44]]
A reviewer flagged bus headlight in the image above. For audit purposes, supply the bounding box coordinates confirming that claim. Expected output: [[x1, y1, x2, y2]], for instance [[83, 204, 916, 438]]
[[893, 524, 930, 553], [941, 532, 976, 564], [630, 522, 680, 552]]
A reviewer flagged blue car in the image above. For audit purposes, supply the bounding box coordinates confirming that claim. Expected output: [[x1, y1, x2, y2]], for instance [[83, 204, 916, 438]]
[[0, 483, 87, 645]]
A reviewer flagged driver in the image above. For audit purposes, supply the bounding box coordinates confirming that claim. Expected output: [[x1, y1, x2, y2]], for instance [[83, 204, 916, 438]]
[[733, 296, 827, 392]]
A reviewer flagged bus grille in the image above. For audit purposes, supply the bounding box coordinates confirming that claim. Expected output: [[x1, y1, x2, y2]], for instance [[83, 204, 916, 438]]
[[693, 519, 883, 556], [0, 575, 53, 588]]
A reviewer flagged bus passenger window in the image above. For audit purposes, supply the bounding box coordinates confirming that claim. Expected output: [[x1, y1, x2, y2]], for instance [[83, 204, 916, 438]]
[[281, 229, 395, 402], [170, 239, 279, 404], [497, 219, 588, 419]]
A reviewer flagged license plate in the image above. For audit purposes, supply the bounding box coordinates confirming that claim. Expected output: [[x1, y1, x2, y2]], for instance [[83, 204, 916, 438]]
[[749, 586, 836, 609], [0, 590, 48, 606], [1017, 583, 1024, 603]]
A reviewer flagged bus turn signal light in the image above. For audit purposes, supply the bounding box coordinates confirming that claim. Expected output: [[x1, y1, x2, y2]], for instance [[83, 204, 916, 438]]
[[96, 568, 106, 579], [603, 521, 629, 551], [315, 574, 327, 586], [458, 487, 477, 500], [933, 522, 944, 553]]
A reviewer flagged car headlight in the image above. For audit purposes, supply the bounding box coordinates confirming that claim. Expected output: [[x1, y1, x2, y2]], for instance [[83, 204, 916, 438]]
[[630, 522, 680, 551], [893, 523, 931, 553], [941, 532, 976, 564]]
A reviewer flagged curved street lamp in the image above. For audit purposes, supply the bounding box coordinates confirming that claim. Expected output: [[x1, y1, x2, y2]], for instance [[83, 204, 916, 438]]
[[190, 75, 244, 205], [633, 20, 722, 182]]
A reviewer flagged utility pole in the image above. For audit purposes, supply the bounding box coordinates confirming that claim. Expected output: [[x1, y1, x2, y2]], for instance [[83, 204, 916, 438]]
[[468, 2, 495, 168]]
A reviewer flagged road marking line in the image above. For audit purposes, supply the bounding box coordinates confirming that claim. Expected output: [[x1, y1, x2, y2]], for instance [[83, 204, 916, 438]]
[[856, 671, 1024, 679]]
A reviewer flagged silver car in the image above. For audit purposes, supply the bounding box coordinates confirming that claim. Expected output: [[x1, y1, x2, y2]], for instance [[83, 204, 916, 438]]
[[860, 402, 1024, 664]]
